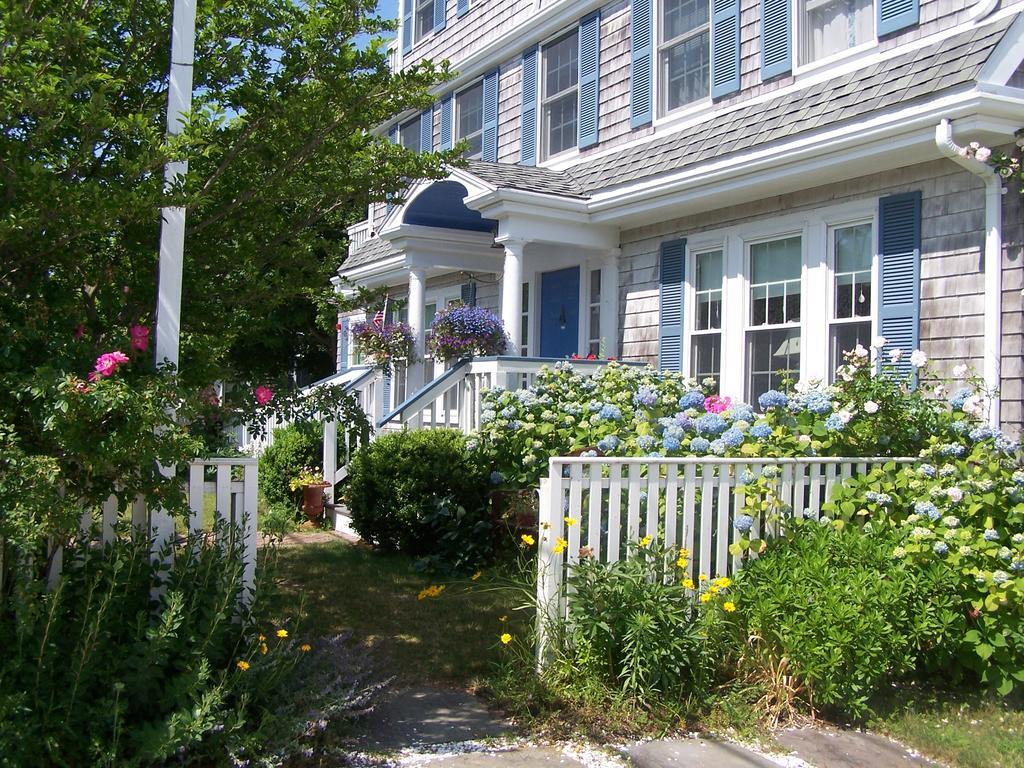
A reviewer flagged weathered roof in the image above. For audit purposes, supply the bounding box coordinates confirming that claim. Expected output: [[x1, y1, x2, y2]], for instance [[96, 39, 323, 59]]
[[463, 159, 587, 198], [567, 15, 1015, 193], [342, 233, 398, 271]]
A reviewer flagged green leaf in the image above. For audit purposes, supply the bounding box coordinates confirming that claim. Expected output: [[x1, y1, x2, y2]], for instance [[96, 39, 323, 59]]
[[976, 643, 994, 660]]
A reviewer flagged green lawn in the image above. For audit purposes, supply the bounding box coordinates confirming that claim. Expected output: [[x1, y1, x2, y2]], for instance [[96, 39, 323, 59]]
[[266, 538, 529, 686], [872, 691, 1024, 768]]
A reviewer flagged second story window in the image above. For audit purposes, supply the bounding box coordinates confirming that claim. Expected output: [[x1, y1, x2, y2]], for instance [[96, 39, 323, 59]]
[[800, 0, 874, 64], [542, 30, 579, 159], [399, 116, 422, 151], [456, 82, 484, 160], [660, 0, 710, 113], [415, 0, 435, 44]]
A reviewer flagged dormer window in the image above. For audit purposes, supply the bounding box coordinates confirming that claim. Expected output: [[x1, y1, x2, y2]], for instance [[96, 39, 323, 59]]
[[659, 0, 710, 113], [800, 0, 874, 64], [415, 0, 435, 43], [541, 30, 579, 159], [456, 82, 484, 160]]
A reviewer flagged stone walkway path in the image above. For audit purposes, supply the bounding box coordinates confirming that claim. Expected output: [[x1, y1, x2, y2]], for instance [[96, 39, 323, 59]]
[[350, 686, 941, 768]]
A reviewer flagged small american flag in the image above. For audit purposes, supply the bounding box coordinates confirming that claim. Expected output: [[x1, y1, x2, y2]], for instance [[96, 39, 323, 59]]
[[373, 309, 385, 326]]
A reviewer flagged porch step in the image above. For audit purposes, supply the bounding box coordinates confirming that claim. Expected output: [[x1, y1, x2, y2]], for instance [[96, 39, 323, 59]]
[[326, 503, 360, 539]]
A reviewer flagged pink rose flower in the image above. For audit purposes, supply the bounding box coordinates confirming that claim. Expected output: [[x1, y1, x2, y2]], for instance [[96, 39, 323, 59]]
[[130, 325, 150, 352], [89, 351, 130, 381], [74, 324, 86, 340], [254, 386, 274, 406], [704, 395, 732, 414]]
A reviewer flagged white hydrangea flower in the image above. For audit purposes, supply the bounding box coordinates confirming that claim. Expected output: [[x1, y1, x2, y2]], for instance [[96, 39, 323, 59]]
[[863, 400, 879, 414], [946, 487, 964, 503], [976, 147, 992, 162], [953, 363, 969, 378], [909, 349, 928, 368], [872, 336, 887, 349], [962, 395, 985, 418], [889, 348, 904, 363]]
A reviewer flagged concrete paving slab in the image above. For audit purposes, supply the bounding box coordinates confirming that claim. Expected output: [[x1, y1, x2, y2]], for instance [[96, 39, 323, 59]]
[[426, 746, 589, 768], [361, 685, 511, 750], [776, 728, 937, 768], [626, 738, 780, 768]]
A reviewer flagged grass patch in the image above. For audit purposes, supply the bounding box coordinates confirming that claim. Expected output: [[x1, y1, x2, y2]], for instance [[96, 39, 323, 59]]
[[267, 539, 527, 687], [871, 690, 1024, 768]]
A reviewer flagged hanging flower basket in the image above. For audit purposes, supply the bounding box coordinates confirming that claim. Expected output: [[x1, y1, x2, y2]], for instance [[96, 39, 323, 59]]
[[351, 320, 415, 374], [427, 304, 508, 363]]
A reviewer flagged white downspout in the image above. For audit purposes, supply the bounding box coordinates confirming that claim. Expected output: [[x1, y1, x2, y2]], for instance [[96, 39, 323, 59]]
[[934, 119, 1004, 428]]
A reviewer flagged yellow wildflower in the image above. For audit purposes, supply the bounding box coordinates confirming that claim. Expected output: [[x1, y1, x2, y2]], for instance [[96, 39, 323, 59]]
[[276, 629, 288, 638], [708, 585, 719, 596], [715, 576, 732, 589], [259, 642, 268, 655], [699, 573, 708, 581], [699, 593, 711, 604], [679, 548, 690, 558], [521, 534, 535, 546], [417, 584, 445, 600], [237, 660, 250, 671], [564, 516, 579, 527], [471, 571, 482, 581], [552, 537, 568, 555], [300, 643, 312, 652], [639, 535, 653, 548], [676, 556, 688, 568], [682, 578, 695, 589], [500, 633, 513, 645], [258, 634, 266, 642], [723, 602, 737, 613]]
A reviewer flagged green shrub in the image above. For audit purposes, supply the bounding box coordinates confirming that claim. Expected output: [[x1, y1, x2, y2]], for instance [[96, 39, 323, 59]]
[[556, 543, 730, 704], [344, 429, 492, 571], [728, 522, 963, 721], [258, 421, 323, 509]]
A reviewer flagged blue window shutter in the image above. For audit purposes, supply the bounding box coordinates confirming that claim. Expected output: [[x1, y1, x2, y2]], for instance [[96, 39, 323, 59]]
[[439, 94, 453, 150], [711, 0, 741, 98], [520, 46, 538, 166], [338, 317, 349, 373], [761, 0, 791, 80], [402, 0, 413, 54], [386, 125, 399, 213], [578, 11, 601, 149], [461, 281, 477, 306], [433, 0, 446, 33], [457, 0, 469, 17], [659, 239, 686, 372], [878, 191, 922, 382], [878, 0, 918, 36], [420, 109, 432, 151], [382, 374, 392, 416], [630, 0, 653, 128], [482, 69, 499, 162]]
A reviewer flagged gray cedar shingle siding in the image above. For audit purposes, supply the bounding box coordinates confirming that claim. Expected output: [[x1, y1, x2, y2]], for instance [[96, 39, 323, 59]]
[[404, 0, 533, 70], [1001, 167, 1024, 433], [566, 17, 1013, 194]]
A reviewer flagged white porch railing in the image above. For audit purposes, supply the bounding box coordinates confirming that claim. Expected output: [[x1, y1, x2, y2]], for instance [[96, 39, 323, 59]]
[[535, 456, 915, 665], [48, 458, 259, 602]]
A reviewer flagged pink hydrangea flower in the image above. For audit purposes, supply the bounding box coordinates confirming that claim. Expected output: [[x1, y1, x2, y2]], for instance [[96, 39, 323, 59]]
[[254, 386, 274, 406], [703, 395, 732, 414], [130, 325, 150, 352], [89, 351, 130, 380]]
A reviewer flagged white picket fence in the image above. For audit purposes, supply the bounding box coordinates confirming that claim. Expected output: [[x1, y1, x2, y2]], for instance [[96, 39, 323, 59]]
[[535, 456, 915, 664], [50, 458, 259, 602]]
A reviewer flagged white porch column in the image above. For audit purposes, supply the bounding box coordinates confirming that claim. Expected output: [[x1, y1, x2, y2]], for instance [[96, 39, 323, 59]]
[[500, 240, 525, 352], [601, 249, 621, 358], [407, 266, 426, 427]]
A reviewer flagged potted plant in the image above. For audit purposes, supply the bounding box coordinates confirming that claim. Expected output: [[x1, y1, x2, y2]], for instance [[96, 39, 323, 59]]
[[289, 466, 331, 523], [350, 319, 415, 374], [427, 304, 508, 363]]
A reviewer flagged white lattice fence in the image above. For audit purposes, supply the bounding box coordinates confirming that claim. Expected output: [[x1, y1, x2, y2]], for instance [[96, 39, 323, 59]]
[[535, 456, 915, 664]]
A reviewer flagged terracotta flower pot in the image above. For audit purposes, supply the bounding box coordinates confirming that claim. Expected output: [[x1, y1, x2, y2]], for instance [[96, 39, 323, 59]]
[[302, 483, 330, 522]]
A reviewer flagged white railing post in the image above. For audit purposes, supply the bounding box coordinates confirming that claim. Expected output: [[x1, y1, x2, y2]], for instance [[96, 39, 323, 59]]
[[241, 461, 258, 605], [323, 419, 337, 504], [536, 465, 563, 671]]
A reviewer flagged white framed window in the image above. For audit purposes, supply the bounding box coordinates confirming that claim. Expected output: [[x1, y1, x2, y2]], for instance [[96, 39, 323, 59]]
[[799, 0, 874, 65], [746, 235, 802, 402], [541, 30, 579, 159], [455, 81, 484, 160], [415, 0, 435, 44], [827, 221, 873, 378], [691, 248, 722, 387], [659, 0, 710, 114], [399, 116, 421, 151], [587, 269, 602, 355]]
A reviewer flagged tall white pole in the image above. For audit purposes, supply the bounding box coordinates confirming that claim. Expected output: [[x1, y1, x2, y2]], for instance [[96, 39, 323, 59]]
[[152, 0, 197, 560]]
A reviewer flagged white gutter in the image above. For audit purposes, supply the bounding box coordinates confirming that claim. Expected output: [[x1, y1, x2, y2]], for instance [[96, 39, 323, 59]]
[[934, 118, 1004, 428]]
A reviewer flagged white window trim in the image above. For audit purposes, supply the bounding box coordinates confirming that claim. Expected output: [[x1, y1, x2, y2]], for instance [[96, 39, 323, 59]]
[[792, 0, 878, 75], [683, 200, 876, 399], [540, 27, 580, 162], [455, 80, 485, 160], [657, 0, 713, 119]]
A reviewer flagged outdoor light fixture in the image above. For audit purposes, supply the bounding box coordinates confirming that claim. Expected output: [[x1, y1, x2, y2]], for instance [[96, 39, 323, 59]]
[[559, 305, 567, 329]]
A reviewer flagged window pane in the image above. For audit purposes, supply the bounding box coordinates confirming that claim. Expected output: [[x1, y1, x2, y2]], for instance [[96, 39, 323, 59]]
[[415, 0, 434, 41], [589, 305, 601, 342], [692, 334, 721, 384], [545, 92, 577, 156], [696, 251, 723, 291], [663, 0, 709, 41], [747, 328, 800, 402], [457, 83, 483, 139], [400, 119, 421, 152], [664, 31, 710, 109], [590, 268, 602, 303], [835, 223, 871, 273], [544, 32, 579, 97], [802, 0, 874, 63], [829, 321, 871, 379], [750, 237, 801, 283], [696, 291, 721, 331]]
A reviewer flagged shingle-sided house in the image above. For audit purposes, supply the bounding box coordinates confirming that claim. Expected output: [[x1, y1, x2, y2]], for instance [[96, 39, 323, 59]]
[[335, 0, 1024, 434]]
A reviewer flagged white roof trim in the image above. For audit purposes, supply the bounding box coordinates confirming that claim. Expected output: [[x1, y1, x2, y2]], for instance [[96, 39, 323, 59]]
[[978, 13, 1024, 85]]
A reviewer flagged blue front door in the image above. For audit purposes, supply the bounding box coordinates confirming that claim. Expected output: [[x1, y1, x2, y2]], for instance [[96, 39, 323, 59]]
[[540, 267, 580, 358]]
